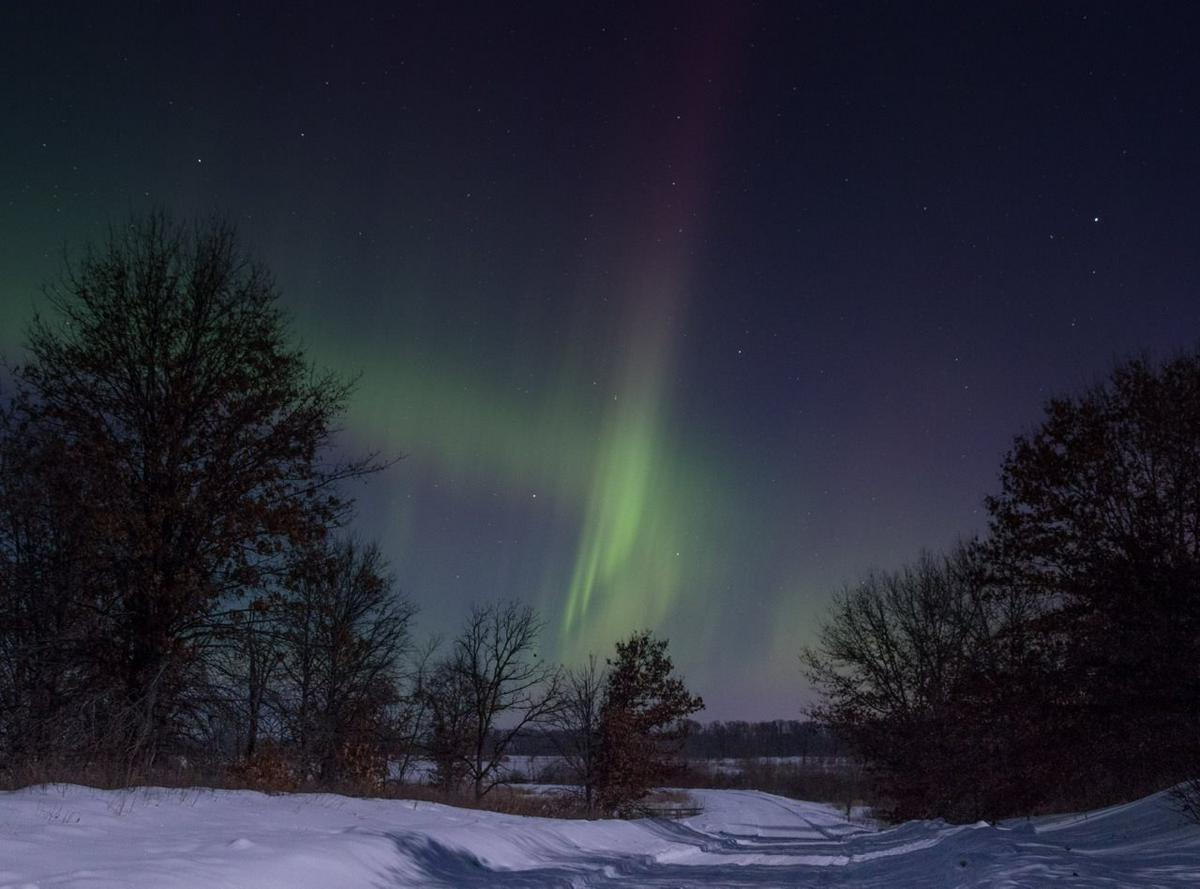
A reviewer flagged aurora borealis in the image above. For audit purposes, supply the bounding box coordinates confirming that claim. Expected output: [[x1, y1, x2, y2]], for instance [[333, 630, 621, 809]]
[[3, 3, 1199, 718]]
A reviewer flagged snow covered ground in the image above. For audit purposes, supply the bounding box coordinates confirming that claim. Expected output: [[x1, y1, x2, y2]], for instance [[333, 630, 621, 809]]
[[1, 784, 1197, 887]]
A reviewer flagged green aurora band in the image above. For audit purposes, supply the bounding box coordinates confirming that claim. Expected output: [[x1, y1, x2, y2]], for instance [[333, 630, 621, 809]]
[[314, 302, 736, 664]]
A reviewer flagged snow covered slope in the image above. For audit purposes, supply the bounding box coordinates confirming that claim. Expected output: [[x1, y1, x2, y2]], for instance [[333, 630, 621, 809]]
[[1, 784, 1196, 887]]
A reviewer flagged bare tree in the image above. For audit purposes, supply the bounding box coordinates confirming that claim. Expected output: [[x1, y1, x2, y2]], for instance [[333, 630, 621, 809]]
[[420, 659, 477, 792], [551, 655, 606, 811], [801, 544, 1029, 820], [274, 539, 415, 785], [0, 408, 114, 763], [388, 636, 441, 785], [441, 602, 562, 799], [0, 211, 384, 768], [207, 601, 282, 764], [987, 352, 1200, 807]]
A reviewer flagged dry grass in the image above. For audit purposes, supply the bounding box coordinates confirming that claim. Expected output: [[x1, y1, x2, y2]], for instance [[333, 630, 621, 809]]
[[645, 788, 695, 806], [0, 757, 230, 794], [391, 784, 594, 818]]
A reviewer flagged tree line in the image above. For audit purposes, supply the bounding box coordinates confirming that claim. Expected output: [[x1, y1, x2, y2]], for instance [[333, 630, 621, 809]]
[[0, 213, 702, 815], [509, 719, 844, 761], [805, 352, 1200, 822], [680, 720, 843, 760]]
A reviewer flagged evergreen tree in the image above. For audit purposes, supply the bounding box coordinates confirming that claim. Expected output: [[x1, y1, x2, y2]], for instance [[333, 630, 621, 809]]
[[595, 630, 703, 814]]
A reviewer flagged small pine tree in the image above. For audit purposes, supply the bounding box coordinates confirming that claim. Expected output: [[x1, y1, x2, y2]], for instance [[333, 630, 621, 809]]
[[595, 630, 703, 814]]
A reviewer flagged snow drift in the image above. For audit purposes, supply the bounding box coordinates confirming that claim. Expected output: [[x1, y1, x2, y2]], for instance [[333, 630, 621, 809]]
[[1, 784, 1196, 887]]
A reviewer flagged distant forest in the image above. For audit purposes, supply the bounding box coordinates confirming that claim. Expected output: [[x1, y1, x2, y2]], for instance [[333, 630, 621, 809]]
[[508, 720, 844, 760]]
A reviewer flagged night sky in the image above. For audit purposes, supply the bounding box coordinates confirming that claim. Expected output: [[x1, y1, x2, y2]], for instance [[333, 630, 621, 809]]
[[2, 3, 1198, 719]]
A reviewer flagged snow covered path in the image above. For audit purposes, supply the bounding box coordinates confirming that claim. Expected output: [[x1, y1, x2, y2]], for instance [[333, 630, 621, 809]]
[[1, 784, 1197, 887]]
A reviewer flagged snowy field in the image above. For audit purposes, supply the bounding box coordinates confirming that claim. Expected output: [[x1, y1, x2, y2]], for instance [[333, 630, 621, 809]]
[[1, 784, 1197, 887]]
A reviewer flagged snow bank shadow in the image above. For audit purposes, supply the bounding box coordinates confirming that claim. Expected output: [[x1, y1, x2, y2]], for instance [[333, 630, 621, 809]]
[[374, 794, 1200, 889], [379, 831, 842, 888], [381, 834, 598, 888]]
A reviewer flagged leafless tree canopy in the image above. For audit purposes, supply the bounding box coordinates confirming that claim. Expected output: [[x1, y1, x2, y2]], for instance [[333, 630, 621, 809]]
[[550, 654, 606, 810], [802, 545, 1031, 820], [808, 353, 1200, 822], [0, 212, 390, 777], [427, 602, 563, 799], [986, 353, 1200, 815]]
